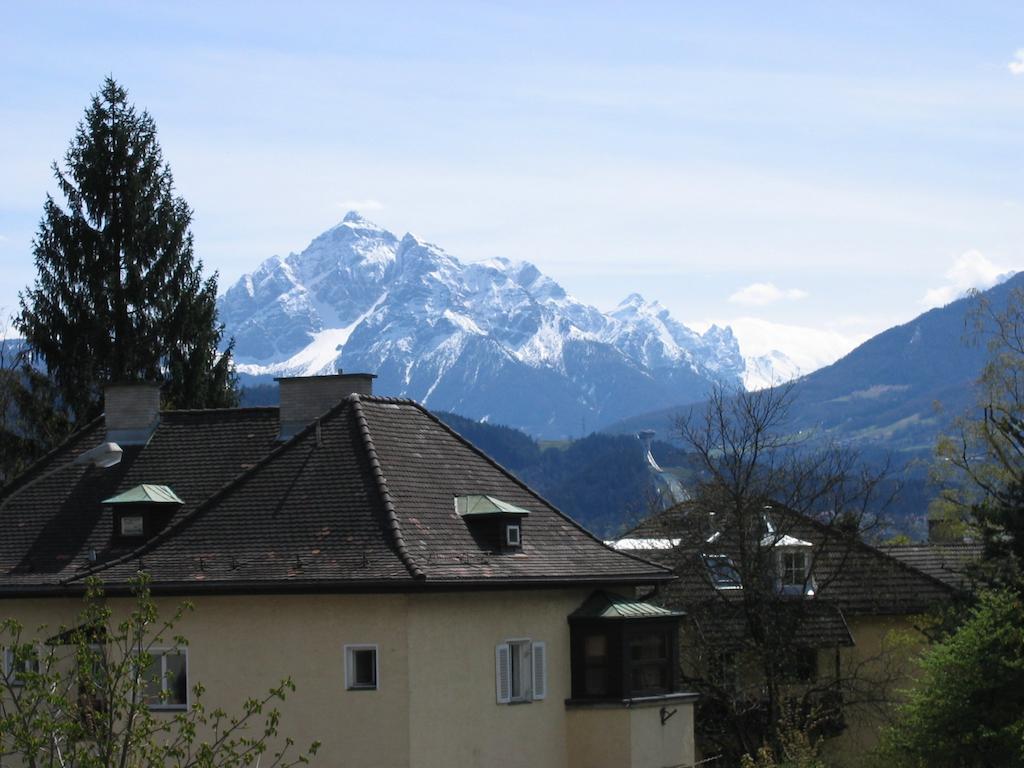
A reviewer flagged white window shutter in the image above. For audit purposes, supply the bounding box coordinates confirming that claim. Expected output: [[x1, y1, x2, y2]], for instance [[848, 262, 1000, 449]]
[[531, 641, 546, 700], [495, 643, 511, 704]]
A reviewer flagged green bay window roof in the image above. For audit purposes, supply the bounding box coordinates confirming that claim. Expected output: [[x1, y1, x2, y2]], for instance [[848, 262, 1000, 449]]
[[102, 484, 184, 505], [570, 590, 684, 620], [454, 494, 531, 517]]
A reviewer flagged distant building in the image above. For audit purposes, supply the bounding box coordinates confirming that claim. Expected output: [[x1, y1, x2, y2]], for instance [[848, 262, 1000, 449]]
[[612, 503, 960, 765]]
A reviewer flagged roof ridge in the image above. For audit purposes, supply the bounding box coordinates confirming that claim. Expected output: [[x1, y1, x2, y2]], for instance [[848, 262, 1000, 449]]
[[383, 398, 672, 578], [65, 397, 358, 585], [348, 395, 425, 580], [355, 394, 419, 406]]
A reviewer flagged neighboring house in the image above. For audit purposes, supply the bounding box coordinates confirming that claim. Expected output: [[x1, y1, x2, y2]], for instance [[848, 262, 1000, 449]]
[[0, 374, 696, 768], [612, 504, 959, 765]]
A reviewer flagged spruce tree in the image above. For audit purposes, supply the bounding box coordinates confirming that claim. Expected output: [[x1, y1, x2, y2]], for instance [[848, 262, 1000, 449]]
[[16, 78, 237, 425]]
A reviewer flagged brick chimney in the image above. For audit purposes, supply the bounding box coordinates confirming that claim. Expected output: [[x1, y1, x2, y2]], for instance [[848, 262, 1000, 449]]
[[276, 371, 376, 439], [104, 382, 162, 445]]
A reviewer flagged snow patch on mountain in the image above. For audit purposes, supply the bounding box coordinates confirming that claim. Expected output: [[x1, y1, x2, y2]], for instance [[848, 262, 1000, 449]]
[[220, 212, 746, 437]]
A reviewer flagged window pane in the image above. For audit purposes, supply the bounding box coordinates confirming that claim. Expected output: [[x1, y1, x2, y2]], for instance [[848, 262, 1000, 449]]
[[630, 663, 669, 692], [584, 634, 607, 660], [584, 666, 608, 696], [352, 649, 376, 688], [509, 645, 521, 699], [629, 633, 667, 662], [120, 516, 144, 536], [142, 656, 163, 703], [165, 653, 187, 705]]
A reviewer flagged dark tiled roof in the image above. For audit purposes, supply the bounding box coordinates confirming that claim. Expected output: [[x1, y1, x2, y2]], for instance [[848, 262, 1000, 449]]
[[623, 504, 956, 632], [879, 543, 984, 590], [0, 396, 669, 594], [687, 600, 853, 650]]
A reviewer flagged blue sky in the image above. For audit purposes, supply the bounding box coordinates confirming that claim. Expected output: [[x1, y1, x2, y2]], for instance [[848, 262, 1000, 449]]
[[3, 1, 1023, 366]]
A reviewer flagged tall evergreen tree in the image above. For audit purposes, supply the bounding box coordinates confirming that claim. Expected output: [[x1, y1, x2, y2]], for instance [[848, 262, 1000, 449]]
[[16, 77, 237, 426]]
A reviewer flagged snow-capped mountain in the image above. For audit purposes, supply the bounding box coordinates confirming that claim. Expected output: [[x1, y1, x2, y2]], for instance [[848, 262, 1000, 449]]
[[219, 212, 746, 437]]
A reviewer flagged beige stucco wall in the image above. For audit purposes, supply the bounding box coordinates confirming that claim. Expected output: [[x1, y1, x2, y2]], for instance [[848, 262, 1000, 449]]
[[1, 593, 414, 767], [405, 588, 598, 768], [821, 614, 927, 767], [566, 701, 694, 768]]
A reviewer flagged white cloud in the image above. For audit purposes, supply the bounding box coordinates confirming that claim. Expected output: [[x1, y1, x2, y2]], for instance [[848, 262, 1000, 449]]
[[1009, 49, 1024, 76], [337, 198, 385, 212], [920, 250, 1017, 309], [728, 282, 808, 306]]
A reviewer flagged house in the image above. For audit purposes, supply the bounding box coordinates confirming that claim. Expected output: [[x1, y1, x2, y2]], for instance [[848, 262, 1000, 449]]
[[0, 374, 695, 768], [613, 503, 959, 765]]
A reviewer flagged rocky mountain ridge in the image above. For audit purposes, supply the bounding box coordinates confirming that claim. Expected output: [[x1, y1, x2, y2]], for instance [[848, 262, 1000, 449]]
[[218, 212, 754, 437]]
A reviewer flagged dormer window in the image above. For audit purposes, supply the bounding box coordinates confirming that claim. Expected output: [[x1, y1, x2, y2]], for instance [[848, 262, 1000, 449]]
[[770, 535, 815, 596], [455, 495, 530, 552], [702, 554, 742, 590], [103, 484, 184, 545], [781, 550, 808, 588]]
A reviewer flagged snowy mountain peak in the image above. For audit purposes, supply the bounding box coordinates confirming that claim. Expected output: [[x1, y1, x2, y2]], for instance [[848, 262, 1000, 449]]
[[342, 210, 368, 223], [219, 217, 746, 437]]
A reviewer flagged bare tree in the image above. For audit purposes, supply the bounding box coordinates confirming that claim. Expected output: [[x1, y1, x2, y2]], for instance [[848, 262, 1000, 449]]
[[634, 383, 915, 762], [934, 285, 1024, 585]]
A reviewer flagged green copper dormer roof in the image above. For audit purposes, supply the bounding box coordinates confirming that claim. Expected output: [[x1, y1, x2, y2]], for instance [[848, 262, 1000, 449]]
[[454, 494, 531, 517], [102, 484, 184, 505], [570, 591, 684, 620]]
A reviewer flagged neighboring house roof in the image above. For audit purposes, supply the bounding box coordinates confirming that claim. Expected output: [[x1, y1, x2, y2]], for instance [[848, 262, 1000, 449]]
[[689, 601, 854, 650], [0, 395, 670, 595], [879, 542, 984, 590], [620, 504, 957, 625]]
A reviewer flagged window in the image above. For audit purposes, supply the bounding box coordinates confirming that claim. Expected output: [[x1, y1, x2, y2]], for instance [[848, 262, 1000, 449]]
[[778, 647, 817, 684], [778, 549, 813, 595], [703, 554, 742, 590], [570, 621, 678, 700], [505, 523, 521, 548], [708, 650, 738, 691], [582, 633, 610, 696], [626, 626, 673, 696], [495, 639, 546, 704], [3, 646, 39, 686], [142, 649, 188, 709], [345, 645, 378, 690], [77, 644, 109, 729], [120, 515, 144, 537]]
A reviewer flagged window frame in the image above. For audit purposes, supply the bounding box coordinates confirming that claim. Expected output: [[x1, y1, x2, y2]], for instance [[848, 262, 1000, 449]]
[[776, 547, 814, 595], [2, 645, 40, 687], [344, 644, 379, 691], [702, 553, 743, 590], [504, 522, 521, 548], [141, 647, 189, 711], [495, 637, 546, 704]]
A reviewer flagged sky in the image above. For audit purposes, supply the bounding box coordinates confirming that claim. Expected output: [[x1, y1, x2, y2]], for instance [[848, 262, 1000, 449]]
[[3, 1, 1023, 368]]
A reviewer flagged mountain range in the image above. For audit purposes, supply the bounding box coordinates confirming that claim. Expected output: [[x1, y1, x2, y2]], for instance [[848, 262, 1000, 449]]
[[219, 212, 784, 437], [607, 273, 1024, 461]]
